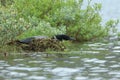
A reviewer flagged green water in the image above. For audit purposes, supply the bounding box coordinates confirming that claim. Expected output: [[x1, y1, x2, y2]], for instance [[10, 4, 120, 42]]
[[0, 39, 120, 80]]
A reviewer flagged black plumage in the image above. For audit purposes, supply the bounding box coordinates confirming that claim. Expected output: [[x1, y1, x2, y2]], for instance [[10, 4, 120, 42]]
[[52, 34, 75, 41], [19, 34, 74, 44], [18, 36, 48, 44]]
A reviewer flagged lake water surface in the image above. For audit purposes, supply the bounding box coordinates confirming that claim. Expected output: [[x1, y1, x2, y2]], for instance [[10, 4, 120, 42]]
[[0, 39, 120, 80]]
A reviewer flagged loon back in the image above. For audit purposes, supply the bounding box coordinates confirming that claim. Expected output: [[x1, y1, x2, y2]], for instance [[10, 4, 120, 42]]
[[19, 36, 48, 44]]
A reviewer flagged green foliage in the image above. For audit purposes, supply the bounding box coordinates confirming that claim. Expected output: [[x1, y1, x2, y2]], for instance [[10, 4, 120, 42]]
[[0, 0, 119, 54], [18, 20, 66, 39], [64, 1, 108, 41], [105, 19, 119, 33], [0, 6, 32, 46], [13, 0, 118, 41], [0, 0, 119, 50], [0, 0, 13, 6], [14, 0, 62, 20]]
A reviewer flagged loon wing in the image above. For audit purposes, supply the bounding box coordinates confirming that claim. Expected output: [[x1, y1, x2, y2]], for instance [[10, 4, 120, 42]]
[[19, 37, 34, 44], [19, 36, 49, 44]]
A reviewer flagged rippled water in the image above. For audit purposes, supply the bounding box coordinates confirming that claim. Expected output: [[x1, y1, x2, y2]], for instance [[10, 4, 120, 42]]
[[0, 40, 120, 80]]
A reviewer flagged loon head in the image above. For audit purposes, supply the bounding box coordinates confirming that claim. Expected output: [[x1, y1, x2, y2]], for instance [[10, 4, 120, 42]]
[[52, 34, 75, 41]]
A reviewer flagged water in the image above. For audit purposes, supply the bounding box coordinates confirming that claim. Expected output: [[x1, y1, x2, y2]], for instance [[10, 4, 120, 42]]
[[1, 0, 120, 80], [0, 40, 120, 80]]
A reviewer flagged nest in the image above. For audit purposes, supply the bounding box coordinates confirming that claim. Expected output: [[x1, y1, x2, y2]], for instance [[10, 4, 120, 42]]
[[20, 39, 66, 52]]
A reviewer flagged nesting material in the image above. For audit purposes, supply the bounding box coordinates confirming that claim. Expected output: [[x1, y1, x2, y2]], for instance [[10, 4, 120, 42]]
[[20, 38, 66, 52]]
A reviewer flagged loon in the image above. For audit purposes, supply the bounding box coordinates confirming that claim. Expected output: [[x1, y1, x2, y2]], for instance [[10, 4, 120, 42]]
[[18, 36, 48, 44], [12, 34, 75, 44]]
